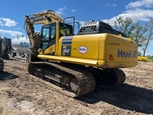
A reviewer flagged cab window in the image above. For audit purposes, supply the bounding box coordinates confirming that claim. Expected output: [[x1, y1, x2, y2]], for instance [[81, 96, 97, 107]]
[[60, 23, 73, 37], [42, 28, 50, 40], [50, 25, 56, 39], [41, 23, 56, 41]]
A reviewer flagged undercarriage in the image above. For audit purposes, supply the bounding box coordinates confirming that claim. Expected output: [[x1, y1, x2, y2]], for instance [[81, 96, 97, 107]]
[[27, 60, 126, 97]]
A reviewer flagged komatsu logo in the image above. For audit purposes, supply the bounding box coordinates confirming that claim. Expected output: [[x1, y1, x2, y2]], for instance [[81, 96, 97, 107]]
[[118, 49, 137, 58], [33, 16, 46, 22]]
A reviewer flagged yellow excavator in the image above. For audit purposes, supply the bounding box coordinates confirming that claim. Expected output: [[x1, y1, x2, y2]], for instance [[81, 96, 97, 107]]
[[25, 10, 138, 97]]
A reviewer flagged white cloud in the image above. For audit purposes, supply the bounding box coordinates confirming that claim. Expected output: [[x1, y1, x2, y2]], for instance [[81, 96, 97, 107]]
[[105, 4, 109, 7], [105, 3, 117, 7], [112, 4, 117, 7], [71, 9, 76, 12], [79, 21, 85, 25], [0, 21, 3, 26], [150, 40, 153, 45], [0, 29, 23, 37], [102, 8, 153, 26], [15, 27, 20, 30], [126, 0, 153, 9], [55, 6, 66, 15], [146, 49, 153, 55], [0, 17, 17, 27]]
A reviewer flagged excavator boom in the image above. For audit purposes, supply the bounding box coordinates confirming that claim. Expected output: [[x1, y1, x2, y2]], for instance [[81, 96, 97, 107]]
[[24, 10, 64, 52], [26, 10, 64, 25]]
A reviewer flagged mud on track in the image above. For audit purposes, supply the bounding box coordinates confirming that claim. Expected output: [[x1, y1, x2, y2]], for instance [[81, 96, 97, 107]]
[[0, 59, 153, 115]]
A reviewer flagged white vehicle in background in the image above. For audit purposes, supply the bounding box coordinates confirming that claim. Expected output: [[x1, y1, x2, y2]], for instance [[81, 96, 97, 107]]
[[11, 36, 31, 59]]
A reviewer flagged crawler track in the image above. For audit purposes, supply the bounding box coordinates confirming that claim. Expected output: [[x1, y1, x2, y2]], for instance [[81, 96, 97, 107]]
[[28, 61, 96, 97], [27, 61, 126, 97]]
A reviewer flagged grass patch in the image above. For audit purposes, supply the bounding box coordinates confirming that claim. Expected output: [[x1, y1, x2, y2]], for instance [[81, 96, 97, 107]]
[[147, 56, 153, 60]]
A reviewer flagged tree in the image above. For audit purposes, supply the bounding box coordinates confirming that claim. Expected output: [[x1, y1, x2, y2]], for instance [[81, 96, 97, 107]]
[[113, 16, 153, 56], [131, 22, 147, 47], [142, 18, 153, 56], [113, 16, 148, 47], [113, 16, 135, 37]]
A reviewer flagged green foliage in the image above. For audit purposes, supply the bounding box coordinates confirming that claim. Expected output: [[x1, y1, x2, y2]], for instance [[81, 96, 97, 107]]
[[114, 16, 135, 37], [147, 55, 153, 60], [131, 22, 147, 47], [113, 17, 147, 46]]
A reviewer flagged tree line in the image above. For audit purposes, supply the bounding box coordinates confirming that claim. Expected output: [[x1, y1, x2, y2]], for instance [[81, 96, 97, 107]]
[[113, 16, 153, 56]]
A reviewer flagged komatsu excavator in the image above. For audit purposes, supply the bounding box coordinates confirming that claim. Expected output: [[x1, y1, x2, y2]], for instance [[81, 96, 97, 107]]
[[25, 10, 138, 97]]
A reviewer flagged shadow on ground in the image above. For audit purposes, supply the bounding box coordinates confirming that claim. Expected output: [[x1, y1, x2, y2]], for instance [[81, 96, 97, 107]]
[[0, 71, 18, 80], [77, 83, 153, 114]]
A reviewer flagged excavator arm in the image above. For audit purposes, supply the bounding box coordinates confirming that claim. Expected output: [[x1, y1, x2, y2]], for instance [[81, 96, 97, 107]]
[[24, 10, 64, 52]]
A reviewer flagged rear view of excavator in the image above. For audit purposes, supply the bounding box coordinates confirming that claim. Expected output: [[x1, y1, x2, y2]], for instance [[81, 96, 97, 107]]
[[25, 10, 138, 97]]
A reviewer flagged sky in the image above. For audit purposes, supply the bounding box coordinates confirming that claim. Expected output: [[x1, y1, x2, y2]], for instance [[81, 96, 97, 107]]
[[0, 0, 153, 55]]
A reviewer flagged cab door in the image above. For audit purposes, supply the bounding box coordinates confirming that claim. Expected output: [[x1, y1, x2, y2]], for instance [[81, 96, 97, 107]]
[[41, 23, 56, 55]]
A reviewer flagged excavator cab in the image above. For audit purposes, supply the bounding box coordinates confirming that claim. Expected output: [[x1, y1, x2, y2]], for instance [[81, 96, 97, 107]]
[[24, 10, 76, 55], [40, 22, 74, 54]]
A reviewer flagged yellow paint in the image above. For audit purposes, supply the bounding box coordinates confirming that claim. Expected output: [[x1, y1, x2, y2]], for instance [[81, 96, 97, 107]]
[[103, 34, 138, 67], [138, 56, 148, 61], [55, 22, 60, 55], [38, 27, 138, 68], [38, 55, 99, 66], [44, 44, 55, 55]]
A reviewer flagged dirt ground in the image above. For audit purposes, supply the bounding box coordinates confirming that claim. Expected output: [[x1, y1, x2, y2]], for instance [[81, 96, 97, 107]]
[[0, 59, 153, 115]]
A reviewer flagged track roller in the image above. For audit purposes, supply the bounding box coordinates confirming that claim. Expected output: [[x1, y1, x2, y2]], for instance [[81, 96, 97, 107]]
[[70, 77, 79, 93]]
